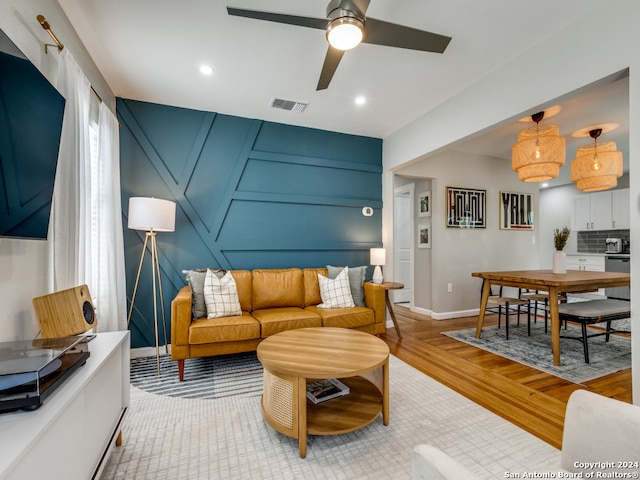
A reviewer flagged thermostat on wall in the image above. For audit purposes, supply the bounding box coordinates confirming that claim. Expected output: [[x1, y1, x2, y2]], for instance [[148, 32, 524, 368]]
[[362, 207, 374, 217]]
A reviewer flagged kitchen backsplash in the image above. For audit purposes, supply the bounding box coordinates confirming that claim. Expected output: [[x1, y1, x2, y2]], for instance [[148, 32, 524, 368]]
[[576, 229, 630, 253]]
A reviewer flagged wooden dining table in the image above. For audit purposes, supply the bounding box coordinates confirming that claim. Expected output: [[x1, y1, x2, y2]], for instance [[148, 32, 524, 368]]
[[472, 269, 631, 366]]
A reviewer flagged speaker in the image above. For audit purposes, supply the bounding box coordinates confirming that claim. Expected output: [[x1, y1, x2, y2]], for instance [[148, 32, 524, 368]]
[[33, 285, 97, 338]]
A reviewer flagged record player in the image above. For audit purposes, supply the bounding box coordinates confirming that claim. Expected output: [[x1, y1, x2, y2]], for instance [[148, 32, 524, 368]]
[[0, 335, 90, 414]]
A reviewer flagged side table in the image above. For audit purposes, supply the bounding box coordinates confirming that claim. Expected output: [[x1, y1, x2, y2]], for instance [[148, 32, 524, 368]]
[[378, 282, 404, 338]]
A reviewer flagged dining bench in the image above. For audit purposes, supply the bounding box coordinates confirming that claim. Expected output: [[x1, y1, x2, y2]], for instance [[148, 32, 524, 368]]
[[557, 298, 630, 363]]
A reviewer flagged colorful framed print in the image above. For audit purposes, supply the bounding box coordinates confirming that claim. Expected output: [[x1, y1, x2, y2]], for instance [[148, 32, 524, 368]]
[[499, 191, 534, 230], [446, 186, 486, 228]]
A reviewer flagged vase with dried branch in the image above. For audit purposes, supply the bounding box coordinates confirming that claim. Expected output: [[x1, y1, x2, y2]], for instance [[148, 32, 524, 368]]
[[553, 227, 570, 274]]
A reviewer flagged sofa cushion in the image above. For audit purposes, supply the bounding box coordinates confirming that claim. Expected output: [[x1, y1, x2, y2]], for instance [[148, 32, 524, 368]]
[[327, 265, 367, 307], [188, 311, 261, 344], [252, 307, 322, 337], [183, 268, 225, 319], [303, 267, 327, 306], [305, 305, 374, 329], [204, 270, 242, 318], [252, 268, 304, 310], [228, 269, 252, 312], [318, 267, 355, 308]]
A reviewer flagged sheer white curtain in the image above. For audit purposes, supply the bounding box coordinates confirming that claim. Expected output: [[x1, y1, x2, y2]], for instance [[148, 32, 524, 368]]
[[94, 103, 127, 332], [50, 49, 127, 332], [50, 49, 92, 291]]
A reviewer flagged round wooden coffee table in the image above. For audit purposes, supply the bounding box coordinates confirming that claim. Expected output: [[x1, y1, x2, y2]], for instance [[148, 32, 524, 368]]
[[257, 327, 390, 458]]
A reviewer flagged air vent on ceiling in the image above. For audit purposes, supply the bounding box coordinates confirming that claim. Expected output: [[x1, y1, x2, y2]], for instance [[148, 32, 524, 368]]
[[269, 97, 308, 112]]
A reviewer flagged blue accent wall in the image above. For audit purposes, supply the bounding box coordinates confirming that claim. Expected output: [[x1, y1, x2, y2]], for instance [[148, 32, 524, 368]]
[[117, 98, 383, 348]]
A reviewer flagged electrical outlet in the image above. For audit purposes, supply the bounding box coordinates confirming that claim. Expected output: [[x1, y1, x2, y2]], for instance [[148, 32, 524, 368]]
[[447, 283, 453, 293]]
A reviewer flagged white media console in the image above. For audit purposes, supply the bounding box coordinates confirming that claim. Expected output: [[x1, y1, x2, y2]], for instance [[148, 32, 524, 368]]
[[0, 331, 130, 479]]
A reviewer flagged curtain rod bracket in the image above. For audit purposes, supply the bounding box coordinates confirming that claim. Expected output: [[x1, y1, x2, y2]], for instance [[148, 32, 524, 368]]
[[36, 14, 102, 104], [37, 15, 64, 53], [44, 43, 62, 55]]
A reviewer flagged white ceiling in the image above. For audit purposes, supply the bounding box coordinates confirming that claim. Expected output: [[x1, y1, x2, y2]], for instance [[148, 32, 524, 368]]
[[56, 0, 628, 186]]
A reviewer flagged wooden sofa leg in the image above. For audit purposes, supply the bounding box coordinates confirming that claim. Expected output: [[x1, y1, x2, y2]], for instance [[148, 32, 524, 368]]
[[178, 359, 185, 381]]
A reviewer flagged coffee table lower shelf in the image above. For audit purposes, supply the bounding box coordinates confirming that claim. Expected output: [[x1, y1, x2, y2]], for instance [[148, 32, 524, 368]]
[[306, 376, 383, 435], [261, 371, 387, 458]]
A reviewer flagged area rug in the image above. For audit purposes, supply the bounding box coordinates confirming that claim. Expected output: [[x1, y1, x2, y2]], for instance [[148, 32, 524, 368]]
[[130, 352, 263, 399], [102, 355, 560, 480], [443, 320, 631, 383]]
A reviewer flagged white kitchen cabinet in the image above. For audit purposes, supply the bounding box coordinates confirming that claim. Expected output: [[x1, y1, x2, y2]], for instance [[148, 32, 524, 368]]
[[572, 195, 592, 230], [571, 188, 629, 230], [565, 254, 605, 295], [566, 253, 605, 272], [611, 188, 630, 229]]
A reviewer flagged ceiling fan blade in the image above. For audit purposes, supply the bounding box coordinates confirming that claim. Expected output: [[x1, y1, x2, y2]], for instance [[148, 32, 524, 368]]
[[227, 7, 327, 30], [363, 17, 452, 53], [316, 47, 345, 91]]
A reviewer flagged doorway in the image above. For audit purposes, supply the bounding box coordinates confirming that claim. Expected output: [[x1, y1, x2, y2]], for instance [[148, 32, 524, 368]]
[[394, 184, 413, 305]]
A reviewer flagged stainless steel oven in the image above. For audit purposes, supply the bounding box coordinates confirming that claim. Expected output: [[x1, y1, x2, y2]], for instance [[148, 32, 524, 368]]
[[605, 254, 631, 300]]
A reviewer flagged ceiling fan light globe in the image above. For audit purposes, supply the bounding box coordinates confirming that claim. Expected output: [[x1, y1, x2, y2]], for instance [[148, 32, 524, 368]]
[[327, 17, 364, 50]]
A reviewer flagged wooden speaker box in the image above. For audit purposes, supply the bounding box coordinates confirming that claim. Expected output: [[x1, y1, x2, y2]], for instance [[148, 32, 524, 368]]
[[33, 285, 97, 338]]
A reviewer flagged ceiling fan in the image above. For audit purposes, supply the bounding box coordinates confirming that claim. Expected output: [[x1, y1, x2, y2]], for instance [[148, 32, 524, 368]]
[[227, 0, 452, 91]]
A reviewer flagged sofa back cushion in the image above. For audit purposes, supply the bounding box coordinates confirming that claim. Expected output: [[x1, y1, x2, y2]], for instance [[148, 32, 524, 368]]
[[229, 270, 252, 312], [252, 268, 304, 309], [303, 268, 327, 306]]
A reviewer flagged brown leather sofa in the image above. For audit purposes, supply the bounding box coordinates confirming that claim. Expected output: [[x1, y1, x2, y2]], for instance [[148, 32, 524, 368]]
[[171, 267, 386, 380]]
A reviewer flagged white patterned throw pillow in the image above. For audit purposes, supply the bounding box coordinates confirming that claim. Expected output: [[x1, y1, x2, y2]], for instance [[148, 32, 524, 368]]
[[318, 266, 355, 309], [204, 269, 242, 318]]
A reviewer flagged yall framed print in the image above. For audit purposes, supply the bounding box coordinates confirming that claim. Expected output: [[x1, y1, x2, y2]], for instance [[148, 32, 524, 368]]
[[499, 191, 534, 230], [418, 191, 431, 217], [446, 186, 486, 228], [418, 223, 431, 248]]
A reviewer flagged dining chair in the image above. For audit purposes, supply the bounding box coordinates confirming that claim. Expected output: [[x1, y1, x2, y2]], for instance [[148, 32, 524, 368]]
[[483, 282, 529, 339], [520, 290, 568, 333], [519, 290, 549, 332]]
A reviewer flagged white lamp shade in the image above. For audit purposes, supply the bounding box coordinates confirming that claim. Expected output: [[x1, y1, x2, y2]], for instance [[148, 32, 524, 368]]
[[370, 248, 386, 266], [128, 197, 176, 232]]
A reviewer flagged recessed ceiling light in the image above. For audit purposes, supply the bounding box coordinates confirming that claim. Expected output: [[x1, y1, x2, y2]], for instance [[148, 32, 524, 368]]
[[199, 65, 213, 75], [355, 96, 366, 105], [541, 183, 549, 188]]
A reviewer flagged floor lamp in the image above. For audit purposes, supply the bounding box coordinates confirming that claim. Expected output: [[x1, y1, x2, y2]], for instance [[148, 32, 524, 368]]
[[127, 197, 176, 374]]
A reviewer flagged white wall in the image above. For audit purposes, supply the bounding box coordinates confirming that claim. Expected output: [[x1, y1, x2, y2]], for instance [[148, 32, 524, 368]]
[[395, 150, 538, 317], [539, 185, 577, 263], [0, 1, 114, 342], [382, 0, 640, 402]]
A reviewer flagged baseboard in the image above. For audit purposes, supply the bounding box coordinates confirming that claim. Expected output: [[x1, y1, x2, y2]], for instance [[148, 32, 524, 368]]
[[395, 304, 480, 321], [431, 308, 479, 320], [130, 344, 171, 358]]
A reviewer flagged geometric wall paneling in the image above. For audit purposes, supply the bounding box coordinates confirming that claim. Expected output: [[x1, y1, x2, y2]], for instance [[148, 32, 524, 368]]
[[117, 98, 382, 348]]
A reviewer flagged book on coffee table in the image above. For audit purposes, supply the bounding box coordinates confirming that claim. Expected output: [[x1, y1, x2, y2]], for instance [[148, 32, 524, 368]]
[[306, 378, 350, 404]]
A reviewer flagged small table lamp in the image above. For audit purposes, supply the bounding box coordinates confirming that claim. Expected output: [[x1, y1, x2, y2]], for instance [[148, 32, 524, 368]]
[[127, 197, 176, 374], [370, 247, 386, 284]]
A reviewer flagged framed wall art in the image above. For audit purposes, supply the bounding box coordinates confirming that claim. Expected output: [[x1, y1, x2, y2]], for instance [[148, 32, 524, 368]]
[[418, 191, 431, 217], [446, 186, 486, 228], [418, 223, 431, 248], [499, 191, 534, 230]]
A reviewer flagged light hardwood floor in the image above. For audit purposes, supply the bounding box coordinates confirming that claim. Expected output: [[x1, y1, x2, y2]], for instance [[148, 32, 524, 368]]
[[378, 305, 632, 449]]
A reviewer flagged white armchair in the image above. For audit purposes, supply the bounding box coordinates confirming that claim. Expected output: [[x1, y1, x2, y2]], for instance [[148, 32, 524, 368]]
[[412, 389, 640, 479]]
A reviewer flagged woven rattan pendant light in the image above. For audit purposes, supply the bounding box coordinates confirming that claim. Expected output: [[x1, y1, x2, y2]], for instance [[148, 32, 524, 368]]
[[512, 111, 566, 182], [570, 128, 622, 192]]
